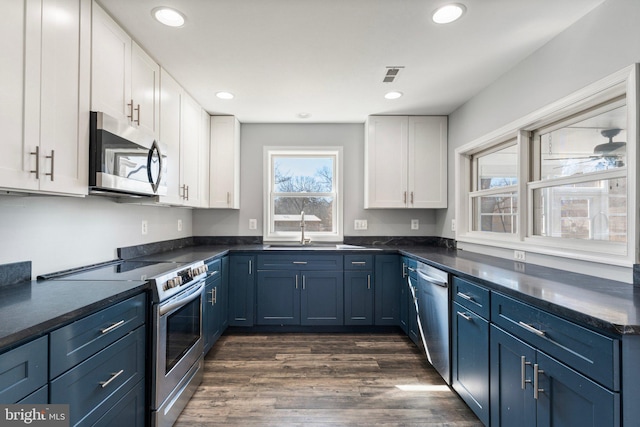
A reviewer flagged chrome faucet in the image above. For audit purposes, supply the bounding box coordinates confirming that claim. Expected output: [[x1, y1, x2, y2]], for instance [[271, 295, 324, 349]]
[[300, 211, 311, 245]]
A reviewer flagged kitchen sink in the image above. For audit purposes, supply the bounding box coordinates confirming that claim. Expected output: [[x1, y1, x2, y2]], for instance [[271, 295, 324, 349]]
[[262, 243, 380, 250]]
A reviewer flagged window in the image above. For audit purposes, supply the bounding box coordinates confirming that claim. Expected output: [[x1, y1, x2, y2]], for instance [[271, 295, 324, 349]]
[[455, 65, 637, 267], [265, 148, 342, 242]]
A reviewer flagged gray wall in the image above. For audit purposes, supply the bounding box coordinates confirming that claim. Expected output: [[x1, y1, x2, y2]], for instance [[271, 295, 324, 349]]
[[0, 195, 192, 277], [438, 0, 640, 238], [193, 123, 438, 238]]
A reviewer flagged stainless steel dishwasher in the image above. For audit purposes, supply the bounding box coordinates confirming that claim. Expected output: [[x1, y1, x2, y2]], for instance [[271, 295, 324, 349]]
[[413, 261, 450, 384]]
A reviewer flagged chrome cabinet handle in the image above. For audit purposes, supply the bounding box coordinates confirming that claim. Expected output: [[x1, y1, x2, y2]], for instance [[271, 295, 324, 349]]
[[100, 320, 125, 334], [533, 364, 544, 399], [407, 267, 416, 272], [248, 260, 252, 275], [367, 274, 371, 290], [403, 191, 407, 204], [410, 191, 414, 204], [457, 311, 472, 321], [351, 261, 366, 265], [213, 287, 217, 305], [134, 104, 140, 125], [302, 275, 306, 290], [100, 369, 124, 388], [293, 261, 307, 265], [457, 292, 474, 302], [518, 321, 546, 337], [521, 356, 532, 390], [295, 275, 298, 289], [227, 191, 231, 205], [30, 146, 40, 178], [127, 99, 134, 121], [402, 263, 407, 278], [185, 185, 189, 201], [45, 150, 54, 181]]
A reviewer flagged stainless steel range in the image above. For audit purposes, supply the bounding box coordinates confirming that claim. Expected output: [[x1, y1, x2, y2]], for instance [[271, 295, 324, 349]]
[[40, 259, 209, 427]]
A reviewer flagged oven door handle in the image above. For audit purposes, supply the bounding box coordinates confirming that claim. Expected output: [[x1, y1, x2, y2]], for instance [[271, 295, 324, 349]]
[[159, 282, 205, 316]]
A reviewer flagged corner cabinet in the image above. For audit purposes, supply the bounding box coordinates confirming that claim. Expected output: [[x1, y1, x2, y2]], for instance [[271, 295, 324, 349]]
[[1, 0, 90, 196], [209, 116, 241, 209], [364, 115, 447, 209]]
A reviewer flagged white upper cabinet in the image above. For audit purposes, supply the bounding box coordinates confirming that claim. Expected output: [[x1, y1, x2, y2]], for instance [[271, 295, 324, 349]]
[[91, 3, 159, 138], [0, 0, 90, 196], [209, 116, 241, 209], [158, 69, 208, 208], [365, 115, 447, 209], [158, 69, 182, 205]]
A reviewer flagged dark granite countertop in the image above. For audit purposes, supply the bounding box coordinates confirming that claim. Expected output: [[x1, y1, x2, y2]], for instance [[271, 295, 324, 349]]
[[0, 279, 147, 351]]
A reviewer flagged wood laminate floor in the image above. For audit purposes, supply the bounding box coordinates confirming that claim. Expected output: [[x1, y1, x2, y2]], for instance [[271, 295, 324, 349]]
[[175, 332, 483, 426]]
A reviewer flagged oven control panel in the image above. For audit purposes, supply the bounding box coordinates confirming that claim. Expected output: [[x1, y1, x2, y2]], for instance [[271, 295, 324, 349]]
[[156, 261, 207, 300]]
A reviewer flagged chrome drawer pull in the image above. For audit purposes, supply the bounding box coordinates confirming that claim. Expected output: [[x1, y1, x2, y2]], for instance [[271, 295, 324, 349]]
[[100, 369, 124, 388], [30, 146, 40, 177], [457, 311, 472, 321], [351, 261, 366, 265], [520, 356, 532, 390], [518, 321, 546, 337], [100, 320, 125, 334], [457, 292, 474, 302], [293, 261, 307, 265], [367, 275, 371, 290]]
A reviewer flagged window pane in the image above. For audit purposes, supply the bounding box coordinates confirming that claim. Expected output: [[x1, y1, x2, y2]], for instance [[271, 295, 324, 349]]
[[476, 144, 518, 190], [539, 105, 626, 180], [273, 156, 333, 193], [274, 196, 334, 233], [472, 193, 517, 233], [533, 178, 626, 242]]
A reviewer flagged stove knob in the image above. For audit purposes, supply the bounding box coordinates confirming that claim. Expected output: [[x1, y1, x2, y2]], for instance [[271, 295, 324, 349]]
[[204, 265, 209, 272]]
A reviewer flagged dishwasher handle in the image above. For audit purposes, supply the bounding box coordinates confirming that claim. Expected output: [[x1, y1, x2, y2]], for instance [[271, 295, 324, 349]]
[[417, 270, 448, 288]]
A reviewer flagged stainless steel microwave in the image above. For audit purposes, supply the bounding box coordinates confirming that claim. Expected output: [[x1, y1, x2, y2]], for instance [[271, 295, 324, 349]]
[[89, 111, 167, 197]]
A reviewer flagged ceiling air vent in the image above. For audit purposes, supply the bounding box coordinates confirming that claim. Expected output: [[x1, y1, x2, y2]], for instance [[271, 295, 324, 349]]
[[383, 66, 404, 83]]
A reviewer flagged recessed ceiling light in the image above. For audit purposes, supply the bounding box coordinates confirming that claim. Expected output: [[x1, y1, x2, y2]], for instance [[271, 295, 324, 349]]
[[297, 112, 311, 119], [384, 91, 403, 100], [216, 91, 235, 100], [152, 7, 185, 27], [432, 3, 466, 24]]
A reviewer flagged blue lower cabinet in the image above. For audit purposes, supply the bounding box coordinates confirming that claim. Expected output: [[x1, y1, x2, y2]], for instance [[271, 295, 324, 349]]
[[92, 381, 145, 427], [50, 327, 145, 426], [301, 271, 344, 326], [490, 324, 619, 427], [344, 271, 374, 325], [374, 255, 401, 325], [452, 302, 489, 426], [220, 256, 230, 331], [0, 335, 47, 403], [256, 270, 300, 325], [228, 255, 256, 326]]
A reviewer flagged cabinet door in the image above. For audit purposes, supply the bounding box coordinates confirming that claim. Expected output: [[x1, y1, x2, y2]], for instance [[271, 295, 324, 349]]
[[158, 69, 182, 205], [301, 271, 343, 326], [228, 255, 255, 326], [490, 325, 536, 427], [35, 0, 90, 196], [130, 42, 159, 138], [452, 302, 490, 426], [407, 116, 447, 208], [91, 3, 131, 122], [180, 93, 202, 207], [374, 255, 401, 325], [0, 0, 33, 190], [344, 271, 373, 325], [220, 256, 230, 331], [536, 352, 619, 427], [364, 116, 408, 208], [256, 270, 300, 325], [210, 116, 241, 208]]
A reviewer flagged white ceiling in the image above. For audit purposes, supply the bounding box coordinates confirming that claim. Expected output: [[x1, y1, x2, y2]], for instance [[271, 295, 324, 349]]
[[97, 0, 605, 123]]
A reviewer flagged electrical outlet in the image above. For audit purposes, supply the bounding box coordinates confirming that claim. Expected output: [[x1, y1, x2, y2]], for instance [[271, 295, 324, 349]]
[[354, 220, 367, 230], [178, 219, 183, 231], [411, 219, 419, 230], [249, 219, 257, 230], [514, 250, 526, 261], [141, 220, 148, 235], [451, 219, 456, 232]]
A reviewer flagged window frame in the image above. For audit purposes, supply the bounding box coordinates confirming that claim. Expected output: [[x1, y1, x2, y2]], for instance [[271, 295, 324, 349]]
[[455, 64, 638, 267], [263, 146, 343, 243]]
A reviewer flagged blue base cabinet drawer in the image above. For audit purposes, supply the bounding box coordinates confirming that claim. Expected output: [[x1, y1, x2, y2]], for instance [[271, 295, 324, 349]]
[[344, 255, 373, 270], [92, 380, 145, 427], [257, 254, 343, 270], [453, 277, 490, 319], [50, 293, 146, 379], [0, 335, 48, 403], [50, 326, 145, 426], [492, 292, 619, 390]]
